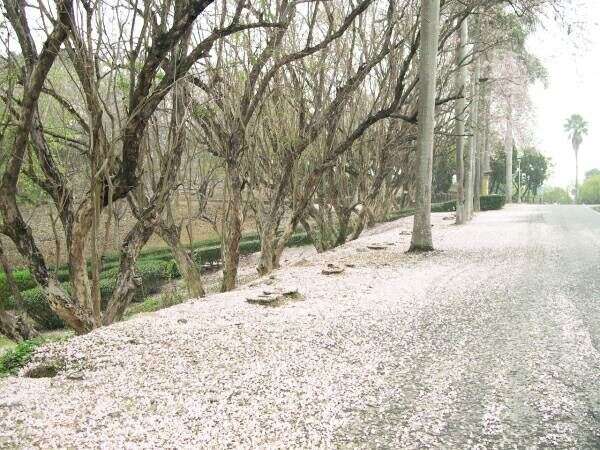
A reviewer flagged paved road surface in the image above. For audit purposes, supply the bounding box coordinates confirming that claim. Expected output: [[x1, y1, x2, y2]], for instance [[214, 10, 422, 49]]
[[0, 205, 599, 448]]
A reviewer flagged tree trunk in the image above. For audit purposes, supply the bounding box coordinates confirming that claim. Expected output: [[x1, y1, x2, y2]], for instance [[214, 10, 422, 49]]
[[454, 18, 468, 224], [0, 310, 38, 342], [474, 147, 481, 211], [334, 208, 352, 247], [575, 148, 579, 202], [257, 225, 278, 276], [409, 0, 440, 252], [0, 242, 25, 310], [467, 14, 481, 217], [505, 105, 513, 203], [220, 161, 243, 292], [481, 67, 492, 196], [158, 221, 205, 298]]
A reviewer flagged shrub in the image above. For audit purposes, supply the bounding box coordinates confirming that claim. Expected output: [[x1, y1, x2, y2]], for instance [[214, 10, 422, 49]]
[[125, 296, 162, 316], [431, 200, 457, 213], [0, 269, 38, 308], [16, 287, 65, 330], [384, 208, 416, 222], [480, 194, 505, 211], [162, 259, 181, 279], [286, 233, 312, 247], [239, 239, 261, 255], [0, 338, 42, 376]]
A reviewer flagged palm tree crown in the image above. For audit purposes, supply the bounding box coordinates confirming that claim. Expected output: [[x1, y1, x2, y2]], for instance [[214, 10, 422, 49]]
[[564, 113, 588, 201], [564, 114, 588, 153]]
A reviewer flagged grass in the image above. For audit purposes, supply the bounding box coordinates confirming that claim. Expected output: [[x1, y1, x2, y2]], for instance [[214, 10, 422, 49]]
[[0, 330, 72, 377], [124, 288, 186, 318], [0, 335, 16, 355]]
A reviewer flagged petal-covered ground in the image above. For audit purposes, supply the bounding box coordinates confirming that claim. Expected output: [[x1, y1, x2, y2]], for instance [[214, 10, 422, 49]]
[[1, 205, 599, 448]]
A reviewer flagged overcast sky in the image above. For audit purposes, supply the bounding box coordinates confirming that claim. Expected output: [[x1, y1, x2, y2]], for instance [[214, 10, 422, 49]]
[[528, 0, 600, 188]]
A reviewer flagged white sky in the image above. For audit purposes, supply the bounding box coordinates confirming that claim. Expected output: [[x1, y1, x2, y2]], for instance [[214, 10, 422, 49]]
[[528, 0, 600, 188]]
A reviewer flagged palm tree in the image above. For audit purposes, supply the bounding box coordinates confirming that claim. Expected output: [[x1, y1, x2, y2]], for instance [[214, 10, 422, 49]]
[[564, 114, 588, 201]]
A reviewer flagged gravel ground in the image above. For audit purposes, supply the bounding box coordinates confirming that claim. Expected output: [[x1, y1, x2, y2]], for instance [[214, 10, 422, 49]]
[[1, 204, 599, 449]]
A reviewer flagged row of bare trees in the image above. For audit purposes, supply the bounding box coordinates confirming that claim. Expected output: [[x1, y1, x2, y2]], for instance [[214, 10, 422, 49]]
[[0, 0, 556, 337]]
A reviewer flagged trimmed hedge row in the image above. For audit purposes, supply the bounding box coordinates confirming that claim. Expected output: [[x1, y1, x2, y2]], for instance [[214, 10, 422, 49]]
[[431, 200, 457, 213], [480, 194, 505, 211], [3, 232, 312, 330], [0, 270, 38, 303], [7, 259, 177, 330]]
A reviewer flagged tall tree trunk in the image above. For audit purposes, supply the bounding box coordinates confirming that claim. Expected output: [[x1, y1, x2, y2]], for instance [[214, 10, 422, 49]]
[[0, 242, 25, 311], [454, 18, 468, 224], [575, 147, 579, 202], [480, 67, 492, 196], [221, 160, 243, 292], [466, 14, 481, 217], [474, 147, 481, 211], [409, 0, 440, 252], [505, 104, 513, 203]]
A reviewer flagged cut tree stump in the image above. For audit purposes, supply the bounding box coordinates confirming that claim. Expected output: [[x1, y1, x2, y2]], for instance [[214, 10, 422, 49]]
[[246, 286, 301, 306], [322, 263, 344, 275]]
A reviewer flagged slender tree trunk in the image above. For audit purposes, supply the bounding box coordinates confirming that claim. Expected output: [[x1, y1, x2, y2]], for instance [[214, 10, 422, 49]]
[[409, 0, 440, 252], [505, 104, 513, 203], [454, 18, 468, 224], [158, 220, 205, 298], [334, 208, 352, 247], [221, 160, 243, 292], [0, 242, 25, 310], [575, 148, 579, 202], [474, 148, 481, 211], [466, 15, 481, 217], [480, 67, 492, 196], [257, 223, 278, 276]]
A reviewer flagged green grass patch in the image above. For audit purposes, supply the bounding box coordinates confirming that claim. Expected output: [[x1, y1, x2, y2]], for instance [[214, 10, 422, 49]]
[[0, 330, 73, 377], [0, 339, 41, 376], [0, 335, 16, 355]]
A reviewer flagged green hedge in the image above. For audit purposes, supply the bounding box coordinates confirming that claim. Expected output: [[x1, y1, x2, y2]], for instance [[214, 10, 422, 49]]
[[2, 232, 312, 330], [9, 287, 65, 330], [431, 200, 457, 213], [480, 194, 505, 211], [0, 270, 37, 305], [0, 338, 42, 376], [192, 233, 311, 267]]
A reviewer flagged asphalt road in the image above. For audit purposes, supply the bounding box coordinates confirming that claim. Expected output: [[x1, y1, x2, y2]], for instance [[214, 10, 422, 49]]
[[0, 205, 599, 448], [339, 204, 600, 448]]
